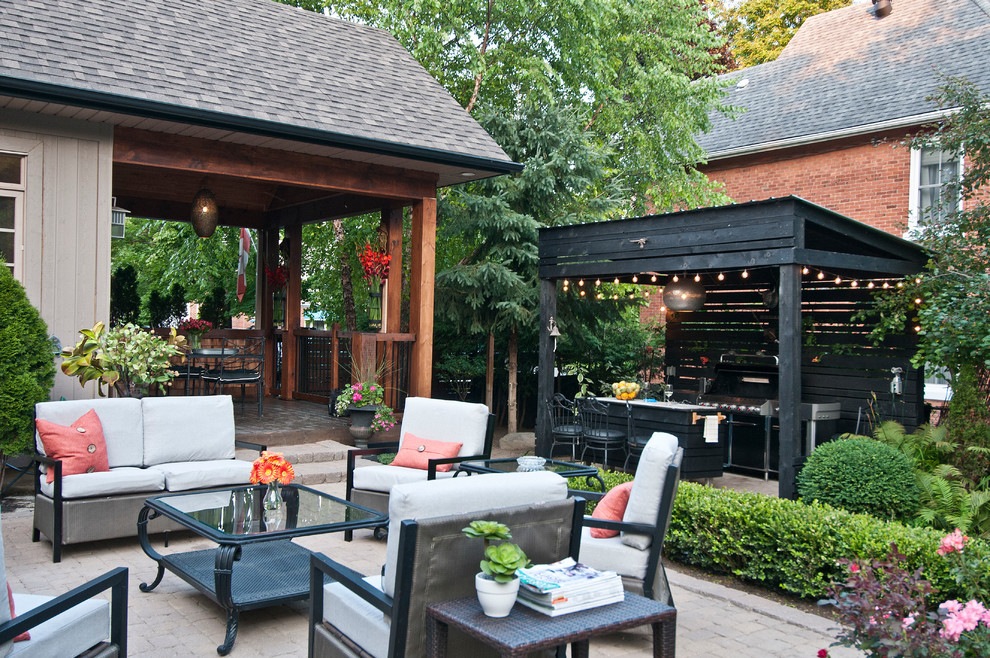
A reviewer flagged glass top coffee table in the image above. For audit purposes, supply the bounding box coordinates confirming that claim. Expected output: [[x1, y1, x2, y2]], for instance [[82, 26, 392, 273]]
[[458, 458, 606, 490], [137, 484, 386, 655]]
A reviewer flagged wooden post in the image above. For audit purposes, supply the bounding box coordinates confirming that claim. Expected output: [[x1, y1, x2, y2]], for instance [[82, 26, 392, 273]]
[[259, 227, 277, 396], [349, 332, 377, 385], [408, 197, 436, 397], [536, 278, 557, 457], [330, 323, 340, 391], [485, 331, 495, 411], [281, 222, 302, 400], [384, 206, 404, 335], [778, 263, 802, 499]]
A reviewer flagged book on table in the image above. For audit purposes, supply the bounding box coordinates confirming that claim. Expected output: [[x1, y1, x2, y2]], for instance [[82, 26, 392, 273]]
[[517, 558, 624, 616]]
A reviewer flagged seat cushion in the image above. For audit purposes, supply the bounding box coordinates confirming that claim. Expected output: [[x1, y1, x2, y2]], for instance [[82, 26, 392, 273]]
[[322, 575, 388, 658], [8, 592, 109, 658], [623, 432, 679, 550], [36, 398, 143, 469], [39, 467, 165, 499], [397, 397, 490, 456], [578, 526, 649, 580], [351, 463, 457, 493], [148, 459, 253, 492], [390, 435, 462, 472], [584, 428, 625, 441], [142, 396, 235, 466], [35, 410, 110, 483], [553, 424, 583, 436]]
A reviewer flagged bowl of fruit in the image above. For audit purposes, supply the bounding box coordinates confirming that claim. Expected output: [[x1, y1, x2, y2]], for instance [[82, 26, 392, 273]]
[[611, 381, 641, 401]]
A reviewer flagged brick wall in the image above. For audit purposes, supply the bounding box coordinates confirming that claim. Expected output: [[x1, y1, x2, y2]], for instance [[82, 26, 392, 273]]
[[701, 130, 914, 235]]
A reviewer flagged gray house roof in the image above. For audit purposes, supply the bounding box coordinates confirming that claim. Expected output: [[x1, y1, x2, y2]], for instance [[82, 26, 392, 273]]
[[698, 0, 990, 160], [0, 0, 519, 177]]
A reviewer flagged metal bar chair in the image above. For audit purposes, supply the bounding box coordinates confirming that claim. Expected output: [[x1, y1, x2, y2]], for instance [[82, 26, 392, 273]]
[[579, 396, 627, 468], [545, 393, 583, 460]]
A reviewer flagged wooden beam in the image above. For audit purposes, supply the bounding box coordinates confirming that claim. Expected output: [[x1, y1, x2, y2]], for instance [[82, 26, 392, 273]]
[[384, 206, 404, 334], [113, 196, 267, 230], [408, 197, 436, 397], [281, 223, 303, 399], [536, 278, 557, 457], [777, 263, 802, 500], [265, 193, 400, 226], [113, 126, 439, 201]]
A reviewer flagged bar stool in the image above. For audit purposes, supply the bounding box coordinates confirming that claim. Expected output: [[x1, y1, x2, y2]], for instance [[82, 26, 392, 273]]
[[579, 396, 627, 467], [624, 401, 652, 471], [545, 393, 583, 460]]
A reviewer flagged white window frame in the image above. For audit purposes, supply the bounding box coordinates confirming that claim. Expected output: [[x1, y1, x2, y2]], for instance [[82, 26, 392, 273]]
[[907, 146, 964, 236], [0, 153, 26, 280]]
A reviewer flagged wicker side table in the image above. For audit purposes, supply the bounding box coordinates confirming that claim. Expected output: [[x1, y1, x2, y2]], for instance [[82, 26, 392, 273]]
[[425, 593, 676, 658]]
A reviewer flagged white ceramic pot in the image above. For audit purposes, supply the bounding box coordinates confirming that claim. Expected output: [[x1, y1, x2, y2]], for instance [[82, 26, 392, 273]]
[[474, 572, 520, 618]]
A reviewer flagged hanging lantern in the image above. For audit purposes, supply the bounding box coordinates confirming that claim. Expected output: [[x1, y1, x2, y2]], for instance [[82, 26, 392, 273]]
[[190, 187, 219, 238], [662, 278, 706, 311]]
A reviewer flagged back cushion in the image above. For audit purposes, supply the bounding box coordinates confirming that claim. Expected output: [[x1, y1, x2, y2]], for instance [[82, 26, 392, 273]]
[[398, 397, 490, 457], [623, 432, 680, 550], [35, 398, 143, 469], [382, 471, 568, 597], [142, 396, 235, 466]]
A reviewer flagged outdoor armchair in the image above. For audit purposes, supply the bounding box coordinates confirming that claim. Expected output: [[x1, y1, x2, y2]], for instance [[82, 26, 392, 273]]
[[573, 432, 683, 606], [0, 514, 128, 656], [344, 397, 494, 539], [310, 471, 582, 658]]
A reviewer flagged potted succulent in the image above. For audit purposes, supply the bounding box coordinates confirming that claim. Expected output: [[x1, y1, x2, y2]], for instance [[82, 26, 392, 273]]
[[463, 520, 531, 617]]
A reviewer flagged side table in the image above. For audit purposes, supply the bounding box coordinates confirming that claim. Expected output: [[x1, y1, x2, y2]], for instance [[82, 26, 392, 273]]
[[425, 593, 676, 658]]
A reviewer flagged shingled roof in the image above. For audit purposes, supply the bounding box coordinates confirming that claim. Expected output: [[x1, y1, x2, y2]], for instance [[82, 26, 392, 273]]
[[0, 0, 518, 176], [698, 0, 990, 160]]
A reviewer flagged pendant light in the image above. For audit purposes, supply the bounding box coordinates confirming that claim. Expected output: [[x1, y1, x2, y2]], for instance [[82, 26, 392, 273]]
[[662, 278, 706, 311], [190, 185, 219, 238]]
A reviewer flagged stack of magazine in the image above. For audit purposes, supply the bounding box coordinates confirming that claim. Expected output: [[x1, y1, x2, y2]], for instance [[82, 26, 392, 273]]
[[516, 557, 624, 616]]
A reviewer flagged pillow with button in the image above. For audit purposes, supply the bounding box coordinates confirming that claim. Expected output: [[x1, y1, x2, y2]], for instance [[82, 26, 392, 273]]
[[35, 409, 111, 483], [389, 434, 463, 472]]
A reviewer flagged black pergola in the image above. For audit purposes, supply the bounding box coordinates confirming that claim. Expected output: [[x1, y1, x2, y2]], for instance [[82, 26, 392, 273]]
[[536, 197, 929, 498]]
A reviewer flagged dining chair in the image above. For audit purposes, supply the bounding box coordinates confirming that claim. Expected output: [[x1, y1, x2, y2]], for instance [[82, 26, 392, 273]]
[[201, 335, 265, 416], [579, 397, 626, 468], [545, 393, 583, 460]]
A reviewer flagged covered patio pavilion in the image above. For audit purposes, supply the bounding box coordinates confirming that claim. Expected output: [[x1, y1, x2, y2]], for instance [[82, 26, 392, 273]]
[[0, 0, 521, 402], [536, 196, 929, 497]]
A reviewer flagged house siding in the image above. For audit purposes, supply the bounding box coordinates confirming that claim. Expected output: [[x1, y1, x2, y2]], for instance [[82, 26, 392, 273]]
[[0, 108, 113, 401]]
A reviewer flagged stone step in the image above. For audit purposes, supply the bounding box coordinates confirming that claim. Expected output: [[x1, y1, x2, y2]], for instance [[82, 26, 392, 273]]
[[292, 460, 347, 485]]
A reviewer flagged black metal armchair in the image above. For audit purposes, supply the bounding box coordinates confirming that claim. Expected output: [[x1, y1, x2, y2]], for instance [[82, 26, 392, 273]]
[[579, 397, 627, 467]]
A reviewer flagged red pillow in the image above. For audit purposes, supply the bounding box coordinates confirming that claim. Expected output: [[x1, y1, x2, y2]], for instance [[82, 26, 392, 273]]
[[391, 434, 463, 472], [35, 409, 110, 483], [589, 481, 634, 538], [6, 583, 29, 642]]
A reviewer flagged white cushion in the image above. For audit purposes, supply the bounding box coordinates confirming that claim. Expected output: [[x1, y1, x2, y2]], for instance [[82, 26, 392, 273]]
[[383, 471, 568, 598], [322, 575, 389, 658], [39, 467, 165, 499], [148, 459, 253, 492], [578, 526, 649, 579], [622, 433, 680, 550], [351, 463, 457, 493], [397, 397, 490, 457], [35, 398, 144, 469], [142, 396, 235, 466], [8, 592, 109, 658]]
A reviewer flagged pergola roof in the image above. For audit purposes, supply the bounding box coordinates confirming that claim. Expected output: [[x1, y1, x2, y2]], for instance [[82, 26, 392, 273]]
[[0, 0, 521, 185], [538, 196, 928, 279]]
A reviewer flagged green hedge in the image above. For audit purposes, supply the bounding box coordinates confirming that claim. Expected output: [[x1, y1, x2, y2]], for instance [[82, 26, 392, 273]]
[[665, 482, 990, 601]]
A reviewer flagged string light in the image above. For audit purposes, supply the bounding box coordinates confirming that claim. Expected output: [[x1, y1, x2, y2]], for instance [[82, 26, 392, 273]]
[[595, 279, 601, 286], [644, 290, 650, 297], [882, 282, 890, 289], [629, 293, 635, 299], [802, 266, 809, 275], [613, 277, 619, 284], [563, 279, 569, 287], [897, 282, 903, 288], [672, 275, 679, 283], [650, 275, 657, 283], [915, 278, 922, 284], [660, 305, 666, 312], [597, 293, 603, 299], [851, 280, 859, 287], [717, 272, 725, 281], [817, 271, 825, 280], [612, 294, 619, 300], [834, 276, 841, 284], [694, 274, 701, 282], [632, 275, 638, 283], [867, 281, 875, 288], [580, 290, 586, 296], [915, 298, 922, 305], [914, 325, 921, 332], [578, 279, 584, 287], [741, 270, 749, 279]]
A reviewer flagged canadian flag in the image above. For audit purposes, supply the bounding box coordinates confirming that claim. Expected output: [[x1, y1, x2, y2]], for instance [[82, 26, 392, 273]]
[[236, 228, 252, 302]]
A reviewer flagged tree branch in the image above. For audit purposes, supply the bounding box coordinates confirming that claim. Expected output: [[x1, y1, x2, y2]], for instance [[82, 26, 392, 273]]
[[466, 0, 495, 113]]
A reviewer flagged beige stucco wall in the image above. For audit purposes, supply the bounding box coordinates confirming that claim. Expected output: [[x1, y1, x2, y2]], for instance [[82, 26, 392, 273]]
[[0, 108, 113, 400]]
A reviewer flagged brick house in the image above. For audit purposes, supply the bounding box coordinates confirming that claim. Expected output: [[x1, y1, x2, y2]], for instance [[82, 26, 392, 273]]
[[697, 0, 990, 236]]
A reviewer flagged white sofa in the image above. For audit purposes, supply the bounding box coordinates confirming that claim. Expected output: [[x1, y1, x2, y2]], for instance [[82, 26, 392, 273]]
[[32, 395, 263, 562]]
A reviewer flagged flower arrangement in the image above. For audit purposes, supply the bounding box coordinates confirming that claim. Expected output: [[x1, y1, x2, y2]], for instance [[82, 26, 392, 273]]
[[250, 451, 295, 485], [824, 530, 990, 657], [359, 243, 391, 289], [178, 318, 213, 335], [265, 264, 288, 291], [335, 381, 396, 432]]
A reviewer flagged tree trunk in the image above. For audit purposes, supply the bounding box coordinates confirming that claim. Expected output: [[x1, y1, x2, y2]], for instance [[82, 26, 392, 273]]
[[486, 331, 495, 411], [508, 327, 518, 433], [332, 218, 358, 331]]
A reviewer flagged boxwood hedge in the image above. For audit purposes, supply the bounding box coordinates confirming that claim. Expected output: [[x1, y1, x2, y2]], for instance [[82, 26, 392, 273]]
[[665, 482, 989, 601]]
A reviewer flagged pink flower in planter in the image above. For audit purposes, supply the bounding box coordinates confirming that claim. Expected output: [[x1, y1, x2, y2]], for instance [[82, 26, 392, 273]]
[[353, 393, 362, 402], [937, 529, 969, 555], [902, 614, 916, 629], [817, 650, 829, 658], [849, 563, 860, 573]]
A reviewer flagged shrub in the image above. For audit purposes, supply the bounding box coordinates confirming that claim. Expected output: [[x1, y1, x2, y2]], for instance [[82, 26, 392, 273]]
[[665, 482, 989, 601], [797, 437, 920, 520], [0, 266, 55, 459], [110, 264, 141, 326]]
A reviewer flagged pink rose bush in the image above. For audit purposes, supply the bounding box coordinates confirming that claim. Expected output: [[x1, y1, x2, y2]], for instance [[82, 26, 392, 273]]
[[826, 530, 990, 657]]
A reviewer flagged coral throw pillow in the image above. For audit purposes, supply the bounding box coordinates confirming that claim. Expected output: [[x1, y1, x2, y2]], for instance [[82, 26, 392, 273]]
[[590, 481, 635, 538], [6, 583, 29, 641], [391, 434, 463, 472], [35, 409, 110, 483]]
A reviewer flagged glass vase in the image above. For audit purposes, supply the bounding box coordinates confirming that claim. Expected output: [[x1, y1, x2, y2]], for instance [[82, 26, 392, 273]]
[[263, 481, 285, 531]]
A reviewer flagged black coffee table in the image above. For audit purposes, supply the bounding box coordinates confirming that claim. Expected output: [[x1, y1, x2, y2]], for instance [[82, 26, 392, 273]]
[[458, 457, 606, 491], [137, 484, 386, 655]]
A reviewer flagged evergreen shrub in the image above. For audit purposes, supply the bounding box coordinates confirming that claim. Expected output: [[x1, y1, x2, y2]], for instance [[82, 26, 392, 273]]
[[0, 267, 55, 457], [797, 437, 920, 520]]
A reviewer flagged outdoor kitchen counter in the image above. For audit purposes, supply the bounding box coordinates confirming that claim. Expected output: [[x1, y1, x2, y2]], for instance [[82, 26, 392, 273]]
[[598, 397, 726, 479]]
